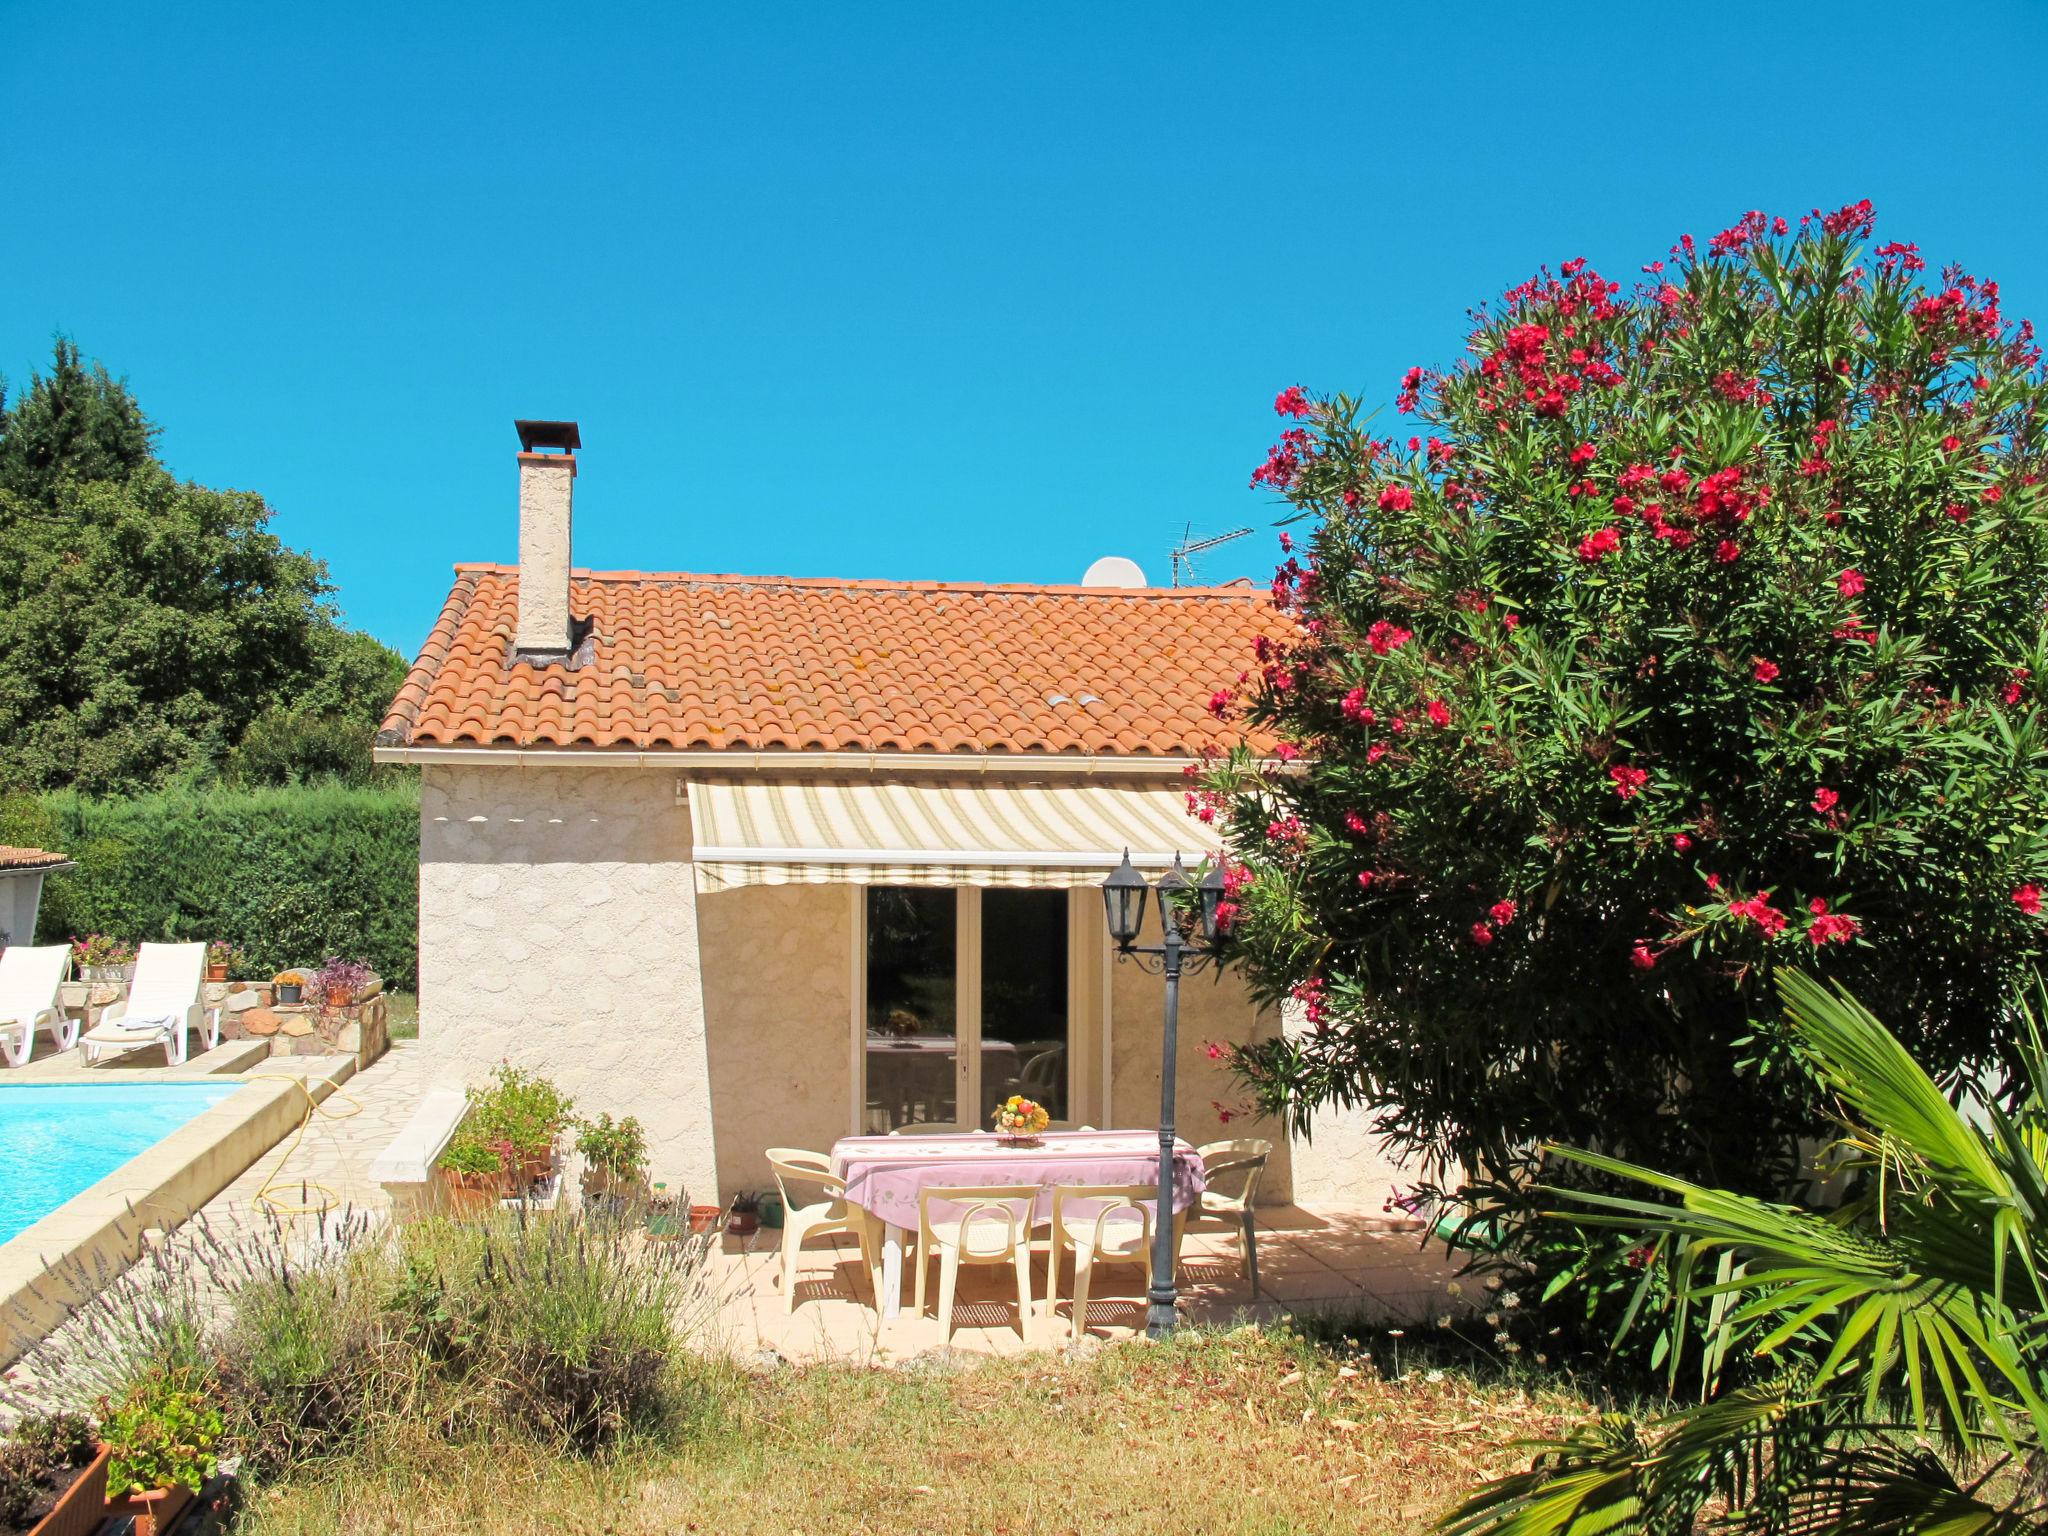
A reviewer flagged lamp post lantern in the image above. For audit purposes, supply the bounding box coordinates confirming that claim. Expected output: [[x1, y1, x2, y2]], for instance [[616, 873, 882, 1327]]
[[1100, 849, 1227, 1338]]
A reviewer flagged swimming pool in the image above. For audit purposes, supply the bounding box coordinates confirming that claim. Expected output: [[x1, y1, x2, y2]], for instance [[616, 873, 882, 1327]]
[[0, 1084, 241, 1245]]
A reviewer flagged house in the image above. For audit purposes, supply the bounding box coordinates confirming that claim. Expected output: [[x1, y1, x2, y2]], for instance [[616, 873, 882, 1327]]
[[0, 846, 74, 948], [375, 421, 1409, 1208]]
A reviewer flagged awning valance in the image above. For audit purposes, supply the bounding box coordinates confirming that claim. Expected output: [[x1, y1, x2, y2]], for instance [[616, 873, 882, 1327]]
[[686, 777, 1213, 892]]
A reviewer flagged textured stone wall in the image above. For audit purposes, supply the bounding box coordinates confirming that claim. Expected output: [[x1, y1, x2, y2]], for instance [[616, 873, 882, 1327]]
[[514, 453, 574, 653], [415, 766, 719, 1198], [699, 884, 854, 1196], [1108, 956, 1296, 1203], [1276, 997, 1429, 1210], [414, 765, 1412, 1211]]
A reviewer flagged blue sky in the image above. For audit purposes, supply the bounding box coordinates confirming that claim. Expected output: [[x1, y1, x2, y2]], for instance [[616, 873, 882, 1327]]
[[6, 2, 2047, 656]]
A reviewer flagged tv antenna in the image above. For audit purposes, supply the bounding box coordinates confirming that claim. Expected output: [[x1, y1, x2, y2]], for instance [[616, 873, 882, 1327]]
[[1170, 523, 1254, 587]]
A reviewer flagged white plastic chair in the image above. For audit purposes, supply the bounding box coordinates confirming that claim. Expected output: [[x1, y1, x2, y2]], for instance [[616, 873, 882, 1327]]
[[1192, 1138, 1272, 1297], [766, 1148, 876, 1314], [914, 1183, 1038, 1344], [1047, 1183, 1186, 1339], [80, 942, 218, 1065], [0, 946, 76, 1067]]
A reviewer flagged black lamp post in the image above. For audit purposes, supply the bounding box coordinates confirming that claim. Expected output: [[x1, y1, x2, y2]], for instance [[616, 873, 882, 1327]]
[[1100, 848, 1227, 1338]]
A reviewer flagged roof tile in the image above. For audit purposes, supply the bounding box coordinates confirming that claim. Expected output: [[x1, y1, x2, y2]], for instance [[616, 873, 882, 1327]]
[[381, 565, 1278, 757]]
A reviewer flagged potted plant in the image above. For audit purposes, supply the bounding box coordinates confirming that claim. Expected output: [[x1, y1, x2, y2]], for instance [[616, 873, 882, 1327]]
[[727, 1191, 760, 1237], [273, 970, 306, 1006], [0, 1411, 107, 1536], [71, 935, 135, 985], [645, 1182, 681, 1239], [99, 1368, 221, 1536], [575, 1113, 648, 1209], [434, 1130, 506, 1215], [310, 955, 372, 1010], [202, 941, 243, 984], [469, 1064, 575, 1189]]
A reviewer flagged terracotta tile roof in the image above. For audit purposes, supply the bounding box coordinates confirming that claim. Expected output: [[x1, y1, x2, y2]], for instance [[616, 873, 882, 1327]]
[[0, 847, 70, 871], [380, 565, 1278, 757]]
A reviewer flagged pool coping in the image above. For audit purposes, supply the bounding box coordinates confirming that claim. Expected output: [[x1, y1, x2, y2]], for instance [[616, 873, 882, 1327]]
[[0, 1055, 357, 1370]]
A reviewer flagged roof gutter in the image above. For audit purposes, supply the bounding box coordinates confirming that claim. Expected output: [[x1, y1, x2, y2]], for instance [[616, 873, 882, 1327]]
[[371, 744, 1260, 776]]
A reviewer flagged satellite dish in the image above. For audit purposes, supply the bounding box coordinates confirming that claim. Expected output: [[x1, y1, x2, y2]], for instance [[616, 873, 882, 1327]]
[[1081, 555, 1149, 589]]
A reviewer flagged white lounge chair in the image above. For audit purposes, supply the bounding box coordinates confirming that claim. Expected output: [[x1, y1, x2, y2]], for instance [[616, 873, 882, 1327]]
[[81, 942, 219, 1066], [0, 945, 77, 1067]]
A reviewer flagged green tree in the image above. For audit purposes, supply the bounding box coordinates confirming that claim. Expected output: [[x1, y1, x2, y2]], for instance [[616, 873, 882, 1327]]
[[0, 338, 153, 501], [0, 340, 406, 794], [1448, 973, 2048, 1535], [1204, 204, 2048, 1201]]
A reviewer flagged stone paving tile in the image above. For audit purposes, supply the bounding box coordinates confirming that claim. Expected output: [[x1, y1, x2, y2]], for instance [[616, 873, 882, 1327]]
[[7, 1040, 1456, 1380]]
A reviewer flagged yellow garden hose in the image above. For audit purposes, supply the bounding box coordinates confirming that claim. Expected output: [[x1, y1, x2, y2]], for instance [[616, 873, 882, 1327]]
[[243, 1070, 366, 1218]]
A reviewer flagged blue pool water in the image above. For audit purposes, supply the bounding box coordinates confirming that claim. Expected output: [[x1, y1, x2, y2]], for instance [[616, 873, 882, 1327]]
[[0, 1084, 240, 1245]]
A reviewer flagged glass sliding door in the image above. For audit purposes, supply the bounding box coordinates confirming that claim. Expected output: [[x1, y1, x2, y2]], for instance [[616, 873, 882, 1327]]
[[859, 886, 1075, 1133], [863, 887, 958, 1132], [979, 889, 1070, 1123]]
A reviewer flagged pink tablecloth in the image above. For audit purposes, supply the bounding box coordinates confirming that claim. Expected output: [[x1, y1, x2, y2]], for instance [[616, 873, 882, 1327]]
[[830, 1129, 1205, 1228]]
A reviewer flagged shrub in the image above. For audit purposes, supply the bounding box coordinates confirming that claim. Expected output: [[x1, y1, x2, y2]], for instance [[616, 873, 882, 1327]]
[[1207, 202, 2048, 1201], [9, 1205, 719, 1490], [25, 781, 419, 990], [210, 1249, 387, 1480], [399, 1215, 693, 1447]]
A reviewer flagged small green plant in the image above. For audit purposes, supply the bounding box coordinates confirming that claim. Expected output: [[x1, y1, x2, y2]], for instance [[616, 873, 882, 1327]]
[[204, 939, 245, 971], [100, 1366, 222, 1499], [436, 1129, 504, 1179], [468, 1064, 574, 1159], [574, 1113, 647, 1181]]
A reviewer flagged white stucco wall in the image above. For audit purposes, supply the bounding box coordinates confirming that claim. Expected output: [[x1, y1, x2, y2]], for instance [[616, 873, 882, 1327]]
[[414, 764, 1418, 1212], [416, 766, 719, 1199], [1277, 997, 1430, 1210], [0, 870, 48, 948], [1108, 955, 1296, 1202], [698, 884, 854, 1198]]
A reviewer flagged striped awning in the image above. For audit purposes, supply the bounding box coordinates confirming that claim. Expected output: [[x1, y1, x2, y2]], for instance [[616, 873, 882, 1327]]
[[686, 777, 1212, 892]]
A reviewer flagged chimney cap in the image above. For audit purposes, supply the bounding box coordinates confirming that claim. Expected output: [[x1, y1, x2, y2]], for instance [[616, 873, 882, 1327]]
[[515, 419, 581, 453]]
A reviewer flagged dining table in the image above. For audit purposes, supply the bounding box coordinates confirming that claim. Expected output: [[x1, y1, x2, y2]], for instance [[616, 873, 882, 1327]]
[[829, 1128, 1207, 1318]]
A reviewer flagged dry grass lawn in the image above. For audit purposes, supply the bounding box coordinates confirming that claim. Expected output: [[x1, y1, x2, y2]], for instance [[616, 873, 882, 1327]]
[[238, 1326, 1596, 1536]]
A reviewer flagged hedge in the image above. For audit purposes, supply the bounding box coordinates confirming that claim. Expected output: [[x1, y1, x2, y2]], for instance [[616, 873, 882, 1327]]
[[1, 782, 420, 991]]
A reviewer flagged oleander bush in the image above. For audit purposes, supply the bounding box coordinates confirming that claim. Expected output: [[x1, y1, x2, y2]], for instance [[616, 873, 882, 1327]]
[[1204, 201, 2048, 1212]]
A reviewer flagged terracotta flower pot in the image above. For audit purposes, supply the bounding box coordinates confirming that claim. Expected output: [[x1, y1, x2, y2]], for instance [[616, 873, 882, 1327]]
[[727, 1208, 759, 1236], [105, 1482, 192, 1536], [325, 986, 354, 1008], [204, 963, 229, 982], [26, 1444, 110, 1536], [439, 1167, 500, 1217], [687, 1204, 723, 1234]]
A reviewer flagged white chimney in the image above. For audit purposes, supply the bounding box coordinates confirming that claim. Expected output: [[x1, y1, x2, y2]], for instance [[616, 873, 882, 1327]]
[[513, 419, 579, 660]]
